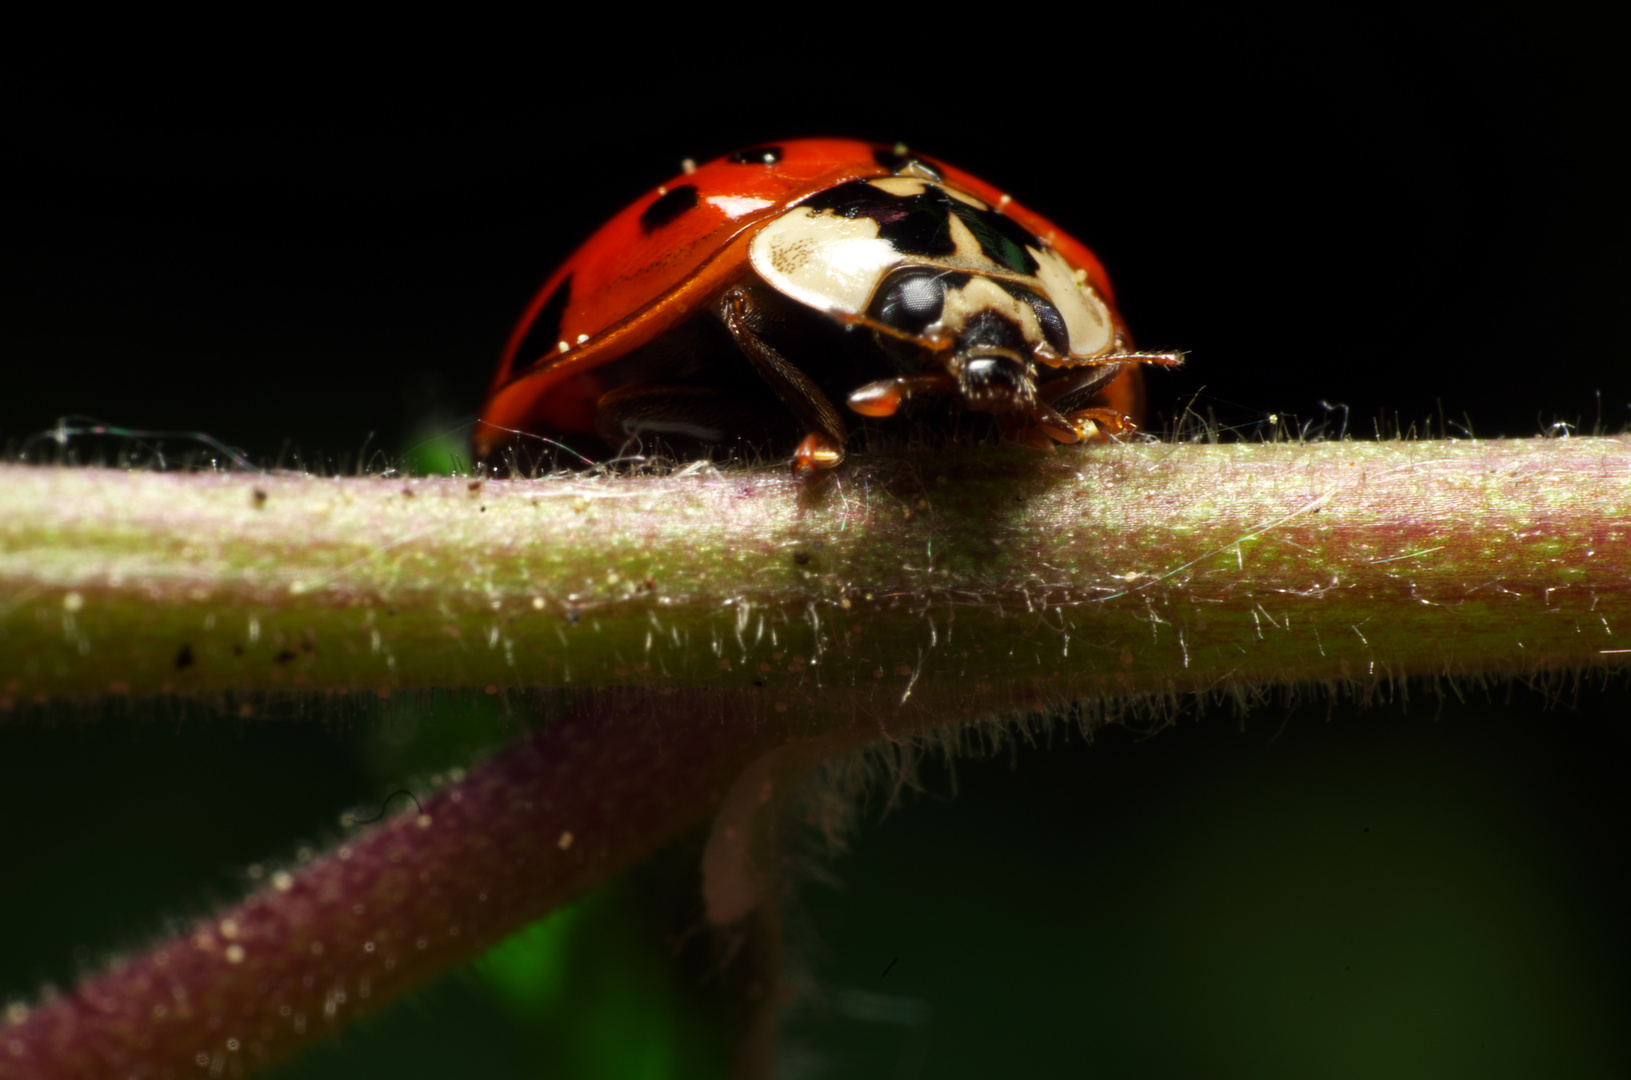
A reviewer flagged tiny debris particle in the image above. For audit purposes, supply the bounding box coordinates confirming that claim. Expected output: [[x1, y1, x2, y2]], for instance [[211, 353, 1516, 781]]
[[224, 944, 245, 965], [174, 644, 195, 670], [62, 591, 84, 612], [557, 831, 574, 851], [793, 550, 811, 565], [252, 488, 268, 508], [467, 480, 483, 494]]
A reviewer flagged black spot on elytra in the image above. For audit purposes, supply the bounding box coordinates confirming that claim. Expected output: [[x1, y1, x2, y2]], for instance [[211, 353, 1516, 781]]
[[640, 184, 699, 233], [174, 643, 195, 670], [873, 148, 911, 172], [510, 273, 573, 375], [729, 145, 783, 165]]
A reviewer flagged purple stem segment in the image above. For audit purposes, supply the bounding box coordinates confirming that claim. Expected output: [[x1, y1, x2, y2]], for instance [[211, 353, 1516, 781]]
[[0, 690, 811, 1079]]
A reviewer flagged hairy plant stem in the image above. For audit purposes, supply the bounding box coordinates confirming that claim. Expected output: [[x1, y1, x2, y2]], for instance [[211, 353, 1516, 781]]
[[1, 437, 1628, 1076]]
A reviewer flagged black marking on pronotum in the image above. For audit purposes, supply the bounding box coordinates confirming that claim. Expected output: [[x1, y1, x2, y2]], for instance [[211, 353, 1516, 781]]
[[354, 789, 424, 825], [805, 180, 956, 259], [804, 181, 1042, 275], [947, 200, 1041, 276], [729, 145, 783, 165], [511, 273, 573, 374], [640, 184, 699, 233]]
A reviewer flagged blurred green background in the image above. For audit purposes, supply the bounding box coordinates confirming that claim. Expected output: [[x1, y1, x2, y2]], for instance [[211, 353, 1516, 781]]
[[3, 681, 1626, 1078]]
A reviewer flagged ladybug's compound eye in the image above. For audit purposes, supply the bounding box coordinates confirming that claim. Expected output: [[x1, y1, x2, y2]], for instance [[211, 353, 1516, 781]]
[[871, 269, 952, 338], [1010, 286, 1071, 357]]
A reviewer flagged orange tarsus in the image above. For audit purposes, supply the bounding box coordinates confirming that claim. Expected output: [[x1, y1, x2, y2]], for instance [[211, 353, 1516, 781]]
[[793, 432, 843, 472]]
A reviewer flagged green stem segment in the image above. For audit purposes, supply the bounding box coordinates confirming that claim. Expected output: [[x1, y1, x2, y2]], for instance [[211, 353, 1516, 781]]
[[1, 438, 1628, 1076]]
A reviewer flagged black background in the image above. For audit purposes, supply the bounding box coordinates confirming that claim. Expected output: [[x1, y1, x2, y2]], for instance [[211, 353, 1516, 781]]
[[4, 12, 1629, 1078], [4, 16, 1625, 459]]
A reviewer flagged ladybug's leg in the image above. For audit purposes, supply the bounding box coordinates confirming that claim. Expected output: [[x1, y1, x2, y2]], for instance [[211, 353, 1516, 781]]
[[846, 373, 958, 417], [1061, 406, 1138, 442], [1037, 361, 1136, 443], [717, 286, 848, 471]]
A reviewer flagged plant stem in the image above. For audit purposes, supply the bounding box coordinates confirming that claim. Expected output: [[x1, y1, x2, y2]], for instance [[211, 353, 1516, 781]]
[[1, 437, 1628, 1076]]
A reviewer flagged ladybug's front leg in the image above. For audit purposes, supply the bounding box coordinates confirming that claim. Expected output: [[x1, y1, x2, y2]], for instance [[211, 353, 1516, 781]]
[[717, 285, 848, 471]]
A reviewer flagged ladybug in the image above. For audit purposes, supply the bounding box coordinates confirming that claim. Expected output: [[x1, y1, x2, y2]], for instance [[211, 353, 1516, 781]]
[[475, 140, 1180, 470]]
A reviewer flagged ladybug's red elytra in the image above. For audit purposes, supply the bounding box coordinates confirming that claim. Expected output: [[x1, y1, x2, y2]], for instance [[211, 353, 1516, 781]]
[[476, 139, 1180, 470]]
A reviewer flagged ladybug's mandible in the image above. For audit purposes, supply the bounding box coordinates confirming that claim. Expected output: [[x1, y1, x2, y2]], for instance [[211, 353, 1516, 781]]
[[476, 140, 1180, 470]]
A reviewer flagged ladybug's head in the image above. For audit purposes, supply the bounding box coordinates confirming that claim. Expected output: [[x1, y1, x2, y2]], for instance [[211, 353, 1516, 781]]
[[866, 266, 1094, 414], [751, 172, 1126, 428]]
